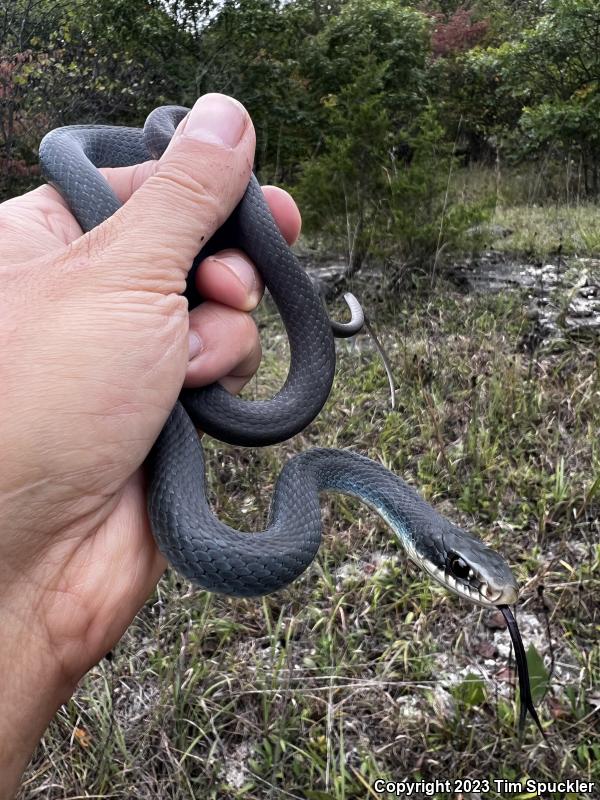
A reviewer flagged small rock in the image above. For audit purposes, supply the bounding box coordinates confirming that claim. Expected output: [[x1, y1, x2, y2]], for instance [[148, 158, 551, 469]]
[[431, 686, 456, 719], [474, 640, 498, 659], [484, 610, 507, 630]]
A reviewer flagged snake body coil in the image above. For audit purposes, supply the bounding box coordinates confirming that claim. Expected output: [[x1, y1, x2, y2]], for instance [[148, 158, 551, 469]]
[[39, 106, 362, 446], [39, 105, 517, 608]]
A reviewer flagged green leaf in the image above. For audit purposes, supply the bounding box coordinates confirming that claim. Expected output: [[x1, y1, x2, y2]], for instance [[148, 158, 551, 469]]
[[451, 673, 486, 707], [526, 644, 549, 704], [584, 473, 600, 505], [305, 792, 336, 800]]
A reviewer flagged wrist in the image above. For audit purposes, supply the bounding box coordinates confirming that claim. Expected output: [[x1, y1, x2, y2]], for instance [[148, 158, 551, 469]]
[[0, 601, 77, 798]]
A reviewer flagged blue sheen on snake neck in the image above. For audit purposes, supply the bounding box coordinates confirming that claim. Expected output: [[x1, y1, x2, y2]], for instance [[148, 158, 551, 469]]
[[148, 405, 517, 602], [318, 471, 415, 555]]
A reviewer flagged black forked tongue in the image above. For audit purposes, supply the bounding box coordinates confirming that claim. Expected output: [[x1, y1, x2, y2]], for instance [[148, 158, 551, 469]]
[[499, 605, 547, 740]]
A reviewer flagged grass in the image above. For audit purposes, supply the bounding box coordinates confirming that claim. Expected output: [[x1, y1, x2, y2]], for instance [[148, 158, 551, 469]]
[[490, 204, 600, 258], [452, 163, 600, 258], [18, 274, 599, 799]]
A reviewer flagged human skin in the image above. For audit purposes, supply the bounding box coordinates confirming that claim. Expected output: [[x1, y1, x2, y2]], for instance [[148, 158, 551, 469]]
[[0, 94, 301, 797]]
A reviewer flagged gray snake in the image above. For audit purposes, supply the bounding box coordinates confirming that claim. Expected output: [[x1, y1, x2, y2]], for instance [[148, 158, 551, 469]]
[[38, 104, 544, 735]]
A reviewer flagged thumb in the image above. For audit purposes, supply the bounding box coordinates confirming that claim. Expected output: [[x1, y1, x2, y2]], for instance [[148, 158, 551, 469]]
[[72, 94, 255, 295]]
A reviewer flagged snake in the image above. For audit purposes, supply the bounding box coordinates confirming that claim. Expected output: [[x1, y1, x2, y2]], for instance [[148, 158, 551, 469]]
[[38, 104, 544, 736]]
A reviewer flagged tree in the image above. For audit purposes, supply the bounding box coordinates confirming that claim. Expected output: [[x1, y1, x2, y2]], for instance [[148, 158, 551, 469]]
[[507, 0, 600, 194], [296, 57, 394, 274], [439, 0, 600, 195], [296, 1, 486, 275], [0, 0, 204, 196], [0, 1, 71, 194], [304, 0, 431, 128], [429, 5, 489, 59]]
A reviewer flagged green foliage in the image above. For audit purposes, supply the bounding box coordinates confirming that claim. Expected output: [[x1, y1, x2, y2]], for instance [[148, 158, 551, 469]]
[[504, 0, 600, 174], [445, 0, 600, 196], [195, 0, 315, 180], [293, 2, 488, 272], [0, 0, 200, 196], [295, 56, 393, 272], [305, 0, 431, 123], [3, 0, 600, 251], [387, 107, 490, 268], [0, 0, 75, 194], [297, 94, 489, 273], [525, 644, 550, 705], [451, 673, 487, 708]]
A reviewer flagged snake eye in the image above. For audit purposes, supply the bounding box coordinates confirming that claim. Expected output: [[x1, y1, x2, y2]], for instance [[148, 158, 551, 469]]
[[448, 553, 471, 581]]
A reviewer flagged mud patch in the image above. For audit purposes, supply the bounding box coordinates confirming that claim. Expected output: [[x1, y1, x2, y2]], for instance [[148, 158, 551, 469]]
[[450, 253, 600, 341]]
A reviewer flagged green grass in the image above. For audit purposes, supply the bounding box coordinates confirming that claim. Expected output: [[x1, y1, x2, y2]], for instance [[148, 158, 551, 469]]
[[490, 204, 600, 258], [452, 163, 600, 258], [19, 280, 599, 799]]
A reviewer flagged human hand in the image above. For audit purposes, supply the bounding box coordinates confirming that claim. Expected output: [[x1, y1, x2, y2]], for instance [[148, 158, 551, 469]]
[[0, 94, 301, 796]]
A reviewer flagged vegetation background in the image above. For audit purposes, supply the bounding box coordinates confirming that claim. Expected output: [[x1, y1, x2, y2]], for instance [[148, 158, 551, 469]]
[[1, 1, 598, 798]]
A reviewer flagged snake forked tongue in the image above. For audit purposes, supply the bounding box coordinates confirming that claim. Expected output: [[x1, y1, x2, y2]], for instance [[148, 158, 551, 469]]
[[498, 605, 546, 740]]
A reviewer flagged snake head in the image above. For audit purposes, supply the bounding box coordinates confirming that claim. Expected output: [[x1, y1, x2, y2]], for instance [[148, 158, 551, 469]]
[[413, 520, 519, 608]]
